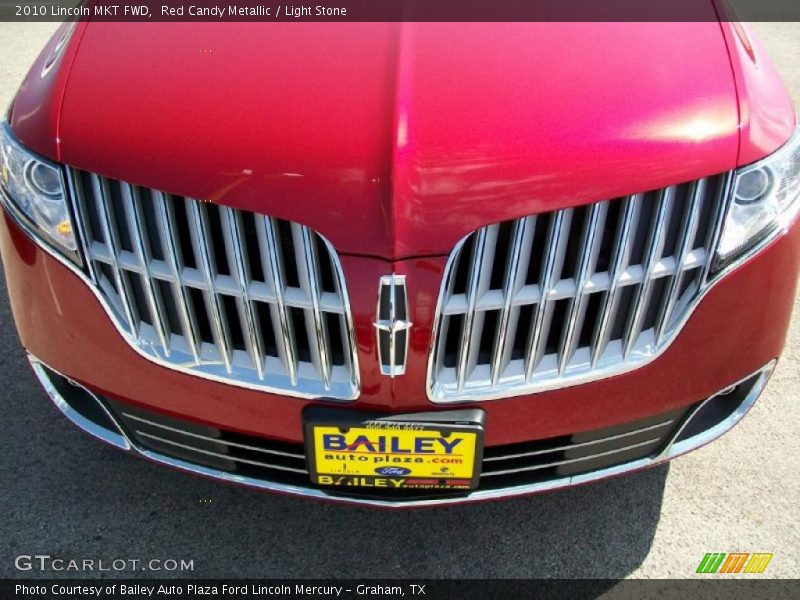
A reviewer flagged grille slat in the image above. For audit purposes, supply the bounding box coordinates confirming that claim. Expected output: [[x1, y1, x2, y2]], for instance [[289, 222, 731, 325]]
[[457, 226, 492, 390], [655, 179, 704, 343], [187, 200, 234, 372], [429, 174, 733, 402], [121, 183, 170, 353], [699, 175, 734, 284], [491, 217, 534, 385], [297, 224, 332, 390], [155, 193, 202, 362], [525, 209, 573, 380], [67, 169, 358, 400], [92, 174, 139, 336], [259, 215, 299, 386], [221, 207, 265, 379], [558, 203, 607, 374], [591, 194, 641, 367], [622, 186, 674, 359]]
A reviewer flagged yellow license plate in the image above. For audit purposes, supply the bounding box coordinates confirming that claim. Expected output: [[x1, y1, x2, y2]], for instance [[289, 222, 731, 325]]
[[304, 410, 485, 491]]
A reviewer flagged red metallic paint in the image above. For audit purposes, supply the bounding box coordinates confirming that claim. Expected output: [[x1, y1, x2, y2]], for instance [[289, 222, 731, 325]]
[[7, 21, 88, 162], [718, 21, 797, 165], [2, 210, 798, 446], [12, 21, 748, 260], [3, 20, 800, 463]]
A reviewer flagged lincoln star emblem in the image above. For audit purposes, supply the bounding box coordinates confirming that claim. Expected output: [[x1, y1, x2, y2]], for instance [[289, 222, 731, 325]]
[[374, 274, 412, 377]]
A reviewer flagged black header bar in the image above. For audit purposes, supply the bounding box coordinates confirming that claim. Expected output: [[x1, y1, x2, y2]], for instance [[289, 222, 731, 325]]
[[1, 0, 800, 22]]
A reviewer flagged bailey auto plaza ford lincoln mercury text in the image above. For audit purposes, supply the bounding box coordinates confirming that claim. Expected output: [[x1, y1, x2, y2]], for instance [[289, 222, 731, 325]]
[[1, 17, 799, 507]]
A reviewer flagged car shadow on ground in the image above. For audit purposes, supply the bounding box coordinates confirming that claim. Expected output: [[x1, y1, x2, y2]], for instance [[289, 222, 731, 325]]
[[1, 342, 668, 581]]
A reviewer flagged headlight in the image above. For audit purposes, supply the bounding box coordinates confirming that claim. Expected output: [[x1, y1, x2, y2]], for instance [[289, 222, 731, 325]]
[[0, 122, 79, 262], [715, 127, 800, 272]]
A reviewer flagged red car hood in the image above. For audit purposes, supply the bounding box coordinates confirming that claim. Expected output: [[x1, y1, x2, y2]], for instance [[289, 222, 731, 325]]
[[26, 19, 743, 259]]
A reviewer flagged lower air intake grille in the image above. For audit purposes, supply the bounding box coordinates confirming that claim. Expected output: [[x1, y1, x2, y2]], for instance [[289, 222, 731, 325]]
[[479, 405, 689, 490], [109, 398, 309, 486], [66, 169, 359, 400], [104, 397, 689, 500], [429, 174, 733, 402]]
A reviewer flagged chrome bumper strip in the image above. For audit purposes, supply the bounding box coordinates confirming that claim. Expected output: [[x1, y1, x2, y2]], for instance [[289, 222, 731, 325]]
[[29, 354, 775, 508], [664, 362, 774, 461], [29, 358, 130, 451]]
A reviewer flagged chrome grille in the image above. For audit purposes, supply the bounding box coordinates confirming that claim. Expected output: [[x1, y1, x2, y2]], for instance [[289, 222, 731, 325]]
[[66, 169, 359, 400], [429, 174, 733, 402]]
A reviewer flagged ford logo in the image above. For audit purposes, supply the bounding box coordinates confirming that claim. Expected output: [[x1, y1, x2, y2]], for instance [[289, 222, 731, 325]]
[[375, 466, 411, 477]]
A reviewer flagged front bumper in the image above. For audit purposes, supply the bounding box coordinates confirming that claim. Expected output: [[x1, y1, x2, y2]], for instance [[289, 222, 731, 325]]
[[29, 355, 775, 507], [2, 203, 799, 506]]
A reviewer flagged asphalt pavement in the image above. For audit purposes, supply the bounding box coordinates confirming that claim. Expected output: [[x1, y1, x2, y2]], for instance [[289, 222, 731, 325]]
[[0, 22, 797, 580]]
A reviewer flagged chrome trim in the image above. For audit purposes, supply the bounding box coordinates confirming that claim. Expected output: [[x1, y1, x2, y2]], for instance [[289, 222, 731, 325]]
[[482, 418, 674, 462], [123, 183, 170, 352], [655, 179, 704, 344], [28, 356, 130, 451], [155, 192, 201, 363], [374, 274, 412, 377], [119, 411, 306, 460], [428, 174, 739, 403], [457, 227, 489, 389], [491, 217, 533, 385], [699, 174, 738, 290], [58, 171, 360, 400], [135, 431, 308, 475], [524, 209, 570, 381], [223, 207, 265, 379], [621, 186, 673, 359], [30, 354, 775, 508], [558, 203, 606, 374], [188, 199, 234, 373], [662, 360, 775, 461], [92, 174, 139, 337], [298, 224, 332, 389], [260, 215, 299, 386], [591, 194, 641, 367], [481, 437, 662, 477]]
